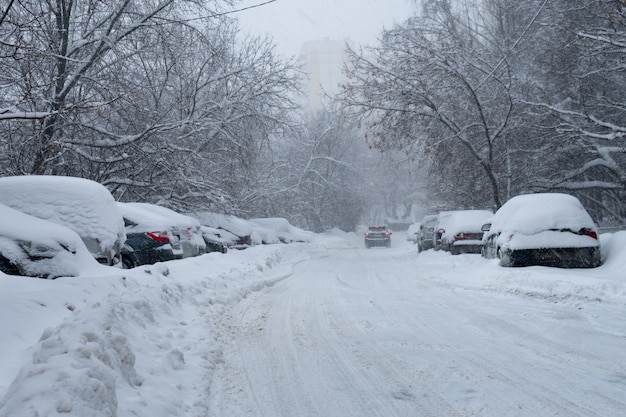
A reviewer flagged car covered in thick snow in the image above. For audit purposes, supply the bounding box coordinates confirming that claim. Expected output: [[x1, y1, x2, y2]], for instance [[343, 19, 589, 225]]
[[193, 212, 254, 248], [0, 203, 100, 278], [406, 222, 420, 243], [200, 226, 230, 253], [481, 193, 601, 268], [250, 218, 314, 244], [0, 176, 125, 266], [439, 209, 493, 254]]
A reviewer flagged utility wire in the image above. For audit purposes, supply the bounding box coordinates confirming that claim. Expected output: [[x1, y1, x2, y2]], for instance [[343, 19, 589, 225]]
[[181, 0, 278, 23], [476, 0, 549, 89]]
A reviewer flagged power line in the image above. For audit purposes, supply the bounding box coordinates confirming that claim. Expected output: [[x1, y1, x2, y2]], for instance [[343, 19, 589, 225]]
[[476, 0, 549, 90], [181, 0, 278, 23]]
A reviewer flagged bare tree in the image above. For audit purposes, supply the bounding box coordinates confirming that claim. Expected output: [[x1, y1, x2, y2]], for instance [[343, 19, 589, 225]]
[[340, 1, 514, 210]]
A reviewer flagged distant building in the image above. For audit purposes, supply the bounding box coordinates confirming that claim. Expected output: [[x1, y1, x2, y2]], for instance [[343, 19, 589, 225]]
[[298, 39, 351, 113]]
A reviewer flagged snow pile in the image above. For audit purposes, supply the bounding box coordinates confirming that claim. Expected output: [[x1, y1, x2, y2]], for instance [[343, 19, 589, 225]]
[[0, 235, 349, 417], [423, 231, 626, 305]]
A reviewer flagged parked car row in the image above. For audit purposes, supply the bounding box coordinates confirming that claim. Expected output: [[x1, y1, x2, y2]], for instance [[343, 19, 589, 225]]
[[0, 175, 313, 279], [415, 193, 602, 268]]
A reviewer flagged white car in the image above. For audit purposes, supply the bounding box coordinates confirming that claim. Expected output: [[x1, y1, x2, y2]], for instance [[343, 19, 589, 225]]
[[481, 193, 601, 268]]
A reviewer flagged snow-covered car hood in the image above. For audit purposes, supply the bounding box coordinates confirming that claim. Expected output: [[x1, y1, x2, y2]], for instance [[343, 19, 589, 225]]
[[0, 204, 100, 278]]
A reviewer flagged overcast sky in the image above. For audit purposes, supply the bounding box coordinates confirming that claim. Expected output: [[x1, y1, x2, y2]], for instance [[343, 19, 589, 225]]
[[235, 0, 415, 57]]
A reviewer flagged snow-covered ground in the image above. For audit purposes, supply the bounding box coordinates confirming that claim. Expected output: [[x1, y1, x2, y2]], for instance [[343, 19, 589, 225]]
[[1, 231, 625, 416]]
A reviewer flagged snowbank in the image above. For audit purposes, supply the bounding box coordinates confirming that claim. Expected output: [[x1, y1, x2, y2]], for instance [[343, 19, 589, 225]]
[[0, 234, 349, 417]]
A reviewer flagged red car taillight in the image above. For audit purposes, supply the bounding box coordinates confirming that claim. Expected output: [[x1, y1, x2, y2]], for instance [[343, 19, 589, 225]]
[[454, 232, 471, 240], [385, 232, 390, 237], [364, 232, 369, 237], [581, 228, 598, 239], [146, 231, 170, 243]]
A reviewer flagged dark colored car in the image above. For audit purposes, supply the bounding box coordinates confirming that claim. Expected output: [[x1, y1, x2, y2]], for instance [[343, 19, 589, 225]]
[[364, 225, 392, 248], [417, 214, 438, 252], [117, 203, 184, 269], [481, 193, 602, 268]]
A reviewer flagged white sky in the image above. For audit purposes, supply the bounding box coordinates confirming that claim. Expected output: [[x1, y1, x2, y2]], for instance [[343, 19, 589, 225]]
[[235, 0, 416, 57]]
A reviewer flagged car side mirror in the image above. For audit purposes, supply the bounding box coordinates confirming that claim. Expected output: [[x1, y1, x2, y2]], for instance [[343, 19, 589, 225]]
[[481, 223, 491, 232]]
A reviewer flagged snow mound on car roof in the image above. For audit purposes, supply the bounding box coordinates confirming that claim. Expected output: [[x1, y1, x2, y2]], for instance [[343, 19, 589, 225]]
[[117, 203, 179, 231], [491, 193, 597, 235], [122, 203, 200, 229], [0, 176, 125, 253], [443, 210, 493, 237], [192, 212, 254, 237]]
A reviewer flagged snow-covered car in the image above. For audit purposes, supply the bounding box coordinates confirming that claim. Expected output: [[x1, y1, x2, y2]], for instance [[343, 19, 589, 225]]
[[117, 202, 186, 268], [481, 193, 601, 268], [250, 218, 314, 244], [417, 214, 438, 252], [406, 222, 420, 243], [0, 203, 100, 278], [364, 225, 391, 248], [193, 212, 254, 248], [432, 211, 458, 250], [123, 203, 205, 259], [0, 176, 125, 266], [200, 226, 229, 254], [439, 209, 493, 254]]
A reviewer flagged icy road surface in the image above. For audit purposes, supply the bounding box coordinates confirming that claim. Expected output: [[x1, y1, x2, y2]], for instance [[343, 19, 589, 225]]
[[209, 243, 626, 417]]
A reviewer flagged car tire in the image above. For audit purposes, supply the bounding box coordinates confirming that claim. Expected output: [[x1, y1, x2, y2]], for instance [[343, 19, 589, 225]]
[[122, 255, 137, 269]]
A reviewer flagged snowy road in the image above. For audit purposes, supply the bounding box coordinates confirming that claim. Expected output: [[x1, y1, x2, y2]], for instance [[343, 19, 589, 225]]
[[209, 244, 626, 417]]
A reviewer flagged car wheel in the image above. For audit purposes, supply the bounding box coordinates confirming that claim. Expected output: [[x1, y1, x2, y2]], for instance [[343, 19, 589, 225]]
[[122, 255, 136, 269]]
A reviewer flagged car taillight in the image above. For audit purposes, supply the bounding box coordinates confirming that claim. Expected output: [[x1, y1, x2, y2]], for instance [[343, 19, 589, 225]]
[[146, 231, 170, 243], [454, 232, 470, 240], [581, 228, 598, 239], [365, 232, 369, 237], [385, 232, 390, 237]]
